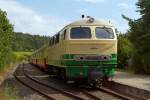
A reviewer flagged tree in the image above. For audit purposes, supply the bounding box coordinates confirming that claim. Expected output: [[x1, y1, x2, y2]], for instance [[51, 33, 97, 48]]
[[123, 0, 150, 74], [117, 34, 134, 69], [0, 9, 14, 68]]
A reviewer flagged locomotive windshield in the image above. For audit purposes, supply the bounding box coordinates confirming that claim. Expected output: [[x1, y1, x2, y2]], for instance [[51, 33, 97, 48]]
[[96, 27, 114, 39], [71, 27, 91, 39]]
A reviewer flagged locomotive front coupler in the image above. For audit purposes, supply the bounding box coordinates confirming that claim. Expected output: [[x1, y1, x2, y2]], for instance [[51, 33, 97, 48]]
[[88, 69, 103, 88]]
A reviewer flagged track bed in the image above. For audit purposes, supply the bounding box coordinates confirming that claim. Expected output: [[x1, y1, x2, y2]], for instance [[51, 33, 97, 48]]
[[14, 64, 138, 100]]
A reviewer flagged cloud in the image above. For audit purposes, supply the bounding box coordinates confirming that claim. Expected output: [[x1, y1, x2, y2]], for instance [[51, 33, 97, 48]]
[[74, 0, 105, 4], [118, 3, 133, 9], [0, 0, 68, 36]]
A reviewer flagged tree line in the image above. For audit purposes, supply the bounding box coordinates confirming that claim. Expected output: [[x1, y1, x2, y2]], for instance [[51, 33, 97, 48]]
[[12, 32, 49, 52], [118, 0, 150, 74]]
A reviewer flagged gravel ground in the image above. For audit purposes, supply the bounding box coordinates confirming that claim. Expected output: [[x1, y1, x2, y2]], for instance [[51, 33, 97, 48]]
[[113, 71, 150, 91], [0, 66, 47, 100]]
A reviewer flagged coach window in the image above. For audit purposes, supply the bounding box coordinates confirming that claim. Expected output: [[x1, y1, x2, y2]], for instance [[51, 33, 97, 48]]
[[50, 38, 52, 45], [49, 38, 51, 46], [70, 27, 91, 39], [52, 37, 54, 45], [51, 37, 53, 45], [54, 35, 57, 44], [54, 36, 56, 44], [53, 36, 56, 45]]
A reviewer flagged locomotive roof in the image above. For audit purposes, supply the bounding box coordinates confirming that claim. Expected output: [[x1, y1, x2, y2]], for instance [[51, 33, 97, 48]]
[[67, 18, 113, 27]]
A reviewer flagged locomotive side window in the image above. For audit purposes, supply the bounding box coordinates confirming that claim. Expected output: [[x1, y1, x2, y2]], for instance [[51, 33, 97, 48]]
[[49, 33, 60, 46], [49, 38, 52, 46], [63, 29, 67, 40], [71, 27, 91, 39], [55, 33, 60, 44], [52, 37, 55, 45], [61, 29, 67, 40], [95, 27, 114, 39], [54, 36, 56, 44]]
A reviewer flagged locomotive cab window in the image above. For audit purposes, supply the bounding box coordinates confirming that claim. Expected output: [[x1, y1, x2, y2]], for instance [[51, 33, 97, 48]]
[[95, 27, 114, 39], [70, 27, 91, 39]]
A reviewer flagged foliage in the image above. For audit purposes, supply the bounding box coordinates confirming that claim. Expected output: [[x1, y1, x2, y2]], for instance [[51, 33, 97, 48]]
[[0, 9, 14, 69], [13, 52, 32, 61], [123, 0, 150, 74], [117, 34, 134, 69], [0, 8, 49, 71], [12, 32, 49, 52]]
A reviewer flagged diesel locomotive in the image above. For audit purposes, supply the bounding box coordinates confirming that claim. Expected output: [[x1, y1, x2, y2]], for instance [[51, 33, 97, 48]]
[[29, 16, 117, 85]]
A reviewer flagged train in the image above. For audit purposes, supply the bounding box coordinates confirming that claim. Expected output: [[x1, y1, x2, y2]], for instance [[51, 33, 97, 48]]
[[29, 16, 117, 86]]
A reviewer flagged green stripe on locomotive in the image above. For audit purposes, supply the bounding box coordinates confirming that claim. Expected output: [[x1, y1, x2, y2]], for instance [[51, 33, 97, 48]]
[[59, 54, 117, 79], [65, 66, 115, 79], [61, 54, 117, 59]]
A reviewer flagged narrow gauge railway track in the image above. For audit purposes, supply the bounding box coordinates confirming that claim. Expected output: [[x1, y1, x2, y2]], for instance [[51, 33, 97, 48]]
[[24, 70, 124, 100], [14, 65, 86, 100], [24, 64, 130, 100], [23, 65, 102, 100], [14, 66, 55, 100], [15, 64, 135, 100]]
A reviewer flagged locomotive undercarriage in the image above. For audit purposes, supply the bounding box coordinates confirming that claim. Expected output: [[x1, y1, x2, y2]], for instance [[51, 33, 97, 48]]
[[45, 64, 113, 87]]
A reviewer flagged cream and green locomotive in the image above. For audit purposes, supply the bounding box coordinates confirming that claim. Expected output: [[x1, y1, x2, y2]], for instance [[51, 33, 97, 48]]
[[30, 16, 117, 84]]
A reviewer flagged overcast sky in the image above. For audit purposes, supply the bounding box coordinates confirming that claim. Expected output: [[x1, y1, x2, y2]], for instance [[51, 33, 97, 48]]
[[0, 0, 139, 36]]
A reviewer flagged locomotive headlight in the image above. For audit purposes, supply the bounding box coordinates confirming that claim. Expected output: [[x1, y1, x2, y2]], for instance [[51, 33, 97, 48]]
[[101, 55, 112, 61], [80, 72, 83, 75], [88, 17, 95, 23], [74, 55, 85, 61]]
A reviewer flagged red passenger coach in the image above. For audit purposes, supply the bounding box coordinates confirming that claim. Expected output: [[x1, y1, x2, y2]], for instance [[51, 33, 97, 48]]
[[30, 58, 48, 70]]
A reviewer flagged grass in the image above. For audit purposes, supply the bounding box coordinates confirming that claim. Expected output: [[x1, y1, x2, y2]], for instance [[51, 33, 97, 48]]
[[0, 51, 32, 81], [0, 52, 32, 75], [0, 83, 46, 100], [13, 52, 32, 61], [0, 51, 33, 100], [0, 83, 20, 100]]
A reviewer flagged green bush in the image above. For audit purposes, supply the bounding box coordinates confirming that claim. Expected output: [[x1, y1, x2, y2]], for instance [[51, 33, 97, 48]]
[[13, 52, 32, 61], [141, 52, 150, 74], [123, 0, 150, 74], [117, 34, 134, 69]]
